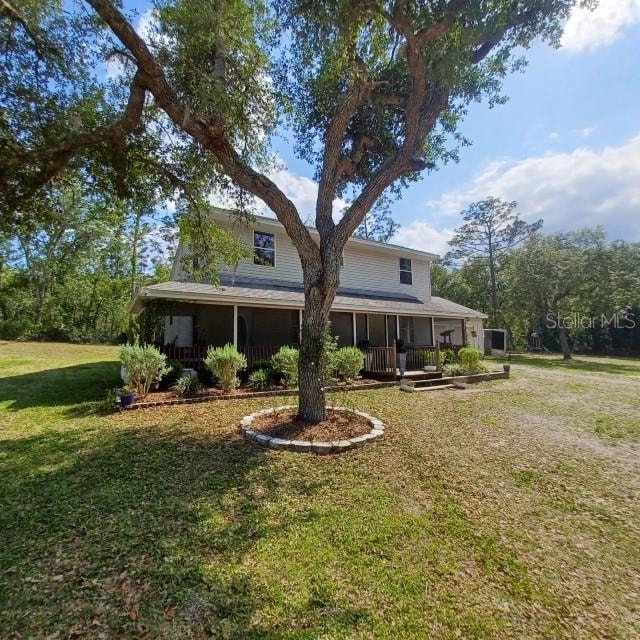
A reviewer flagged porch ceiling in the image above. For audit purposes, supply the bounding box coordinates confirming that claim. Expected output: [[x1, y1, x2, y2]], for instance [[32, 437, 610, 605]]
[[130, 277, 487, 319]]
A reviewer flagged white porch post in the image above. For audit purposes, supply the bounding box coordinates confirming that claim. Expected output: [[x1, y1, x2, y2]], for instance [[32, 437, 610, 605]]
[[233, 305, 238, 348], [299, 308, 303, 342], [431, 317, 436, 346], [352, 312, 357, 346], [396, 315, 400, 342]]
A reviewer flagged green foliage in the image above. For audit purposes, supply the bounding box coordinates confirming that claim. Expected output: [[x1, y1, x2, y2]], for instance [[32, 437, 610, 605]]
[[439, 349, 456, 367], [335, 346, 365, 383], [204, 343, 247, 392], [443, 363, 465, 377], [445, 198, 543, 327], [159, 359, 184, 390], [271, 346, 299, 388], [322, 331, 340, 383], [171, 375, 203, 398], [248, 368, 272, 391], [178, 210, 251, 283], [119, 344, 169, 396], [458, 347, 488, 375]]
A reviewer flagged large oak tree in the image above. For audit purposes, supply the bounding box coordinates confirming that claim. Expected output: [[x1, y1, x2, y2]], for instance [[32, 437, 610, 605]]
[[2, 0, 586, 421]]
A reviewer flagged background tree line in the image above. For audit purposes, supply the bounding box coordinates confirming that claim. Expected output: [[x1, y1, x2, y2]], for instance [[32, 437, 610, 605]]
[[435, 198, 640, 357], [0, 177, 175, 342]]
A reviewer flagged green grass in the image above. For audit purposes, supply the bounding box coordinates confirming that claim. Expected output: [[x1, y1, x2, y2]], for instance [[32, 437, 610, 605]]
[[1, 342, 639, 638], [508, 353, 640, 376]]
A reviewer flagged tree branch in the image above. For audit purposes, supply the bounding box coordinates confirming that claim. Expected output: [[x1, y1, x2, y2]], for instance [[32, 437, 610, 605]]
[[1, 0, 61, 61], [5, 70, 147, 170], [85, 0, 318, 261]]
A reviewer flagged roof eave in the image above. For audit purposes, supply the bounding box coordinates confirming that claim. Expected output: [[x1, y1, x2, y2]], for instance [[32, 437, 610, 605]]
[[131, 287, 486, 319]]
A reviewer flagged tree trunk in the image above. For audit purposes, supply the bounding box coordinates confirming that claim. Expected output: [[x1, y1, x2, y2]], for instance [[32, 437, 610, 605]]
[[487, 239, 500, 328], [297, 260, 339, 423], [558, 325, 572, 360]]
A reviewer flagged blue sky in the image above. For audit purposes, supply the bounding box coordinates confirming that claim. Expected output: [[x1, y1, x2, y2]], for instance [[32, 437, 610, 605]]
[[126, 1, 640, 255]]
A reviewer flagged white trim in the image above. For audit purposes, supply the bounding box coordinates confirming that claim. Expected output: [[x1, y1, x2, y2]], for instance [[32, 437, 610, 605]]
[[352, 312, 357, 346], [398, 257, 413, 286], [252, 229, 276, 268], [233, 305, 238, 347]]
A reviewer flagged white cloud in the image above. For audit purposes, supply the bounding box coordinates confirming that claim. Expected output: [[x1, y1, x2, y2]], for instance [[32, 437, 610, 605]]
[[580, 126, 595, 137], [425, 133, 640, 241], [561, 0, 640, 52], [135, 9, 156, 40], [392, 221, 455, 258], [207, 162, 347, 224], [548, 131, 560, 140], [105, 10, 156, 80]]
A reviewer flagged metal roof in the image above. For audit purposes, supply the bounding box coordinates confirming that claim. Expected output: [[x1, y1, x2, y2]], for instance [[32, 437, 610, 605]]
[[130, 276, 487, 319]]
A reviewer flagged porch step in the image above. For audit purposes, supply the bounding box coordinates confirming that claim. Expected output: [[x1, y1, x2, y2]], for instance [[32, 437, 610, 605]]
[[399, 371, 443, 382], [411, 383, 456, 392], [402, 376, 447, 389], [400, 382, 456, 393]]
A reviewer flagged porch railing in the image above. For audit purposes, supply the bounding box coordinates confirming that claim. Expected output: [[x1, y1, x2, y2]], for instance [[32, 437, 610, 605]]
[[239, 344, 281, 366], [406, 345, 440, 369], [161, 343, 285, 369], [363, 346, 397, 375], [161, 343, 208, 369]]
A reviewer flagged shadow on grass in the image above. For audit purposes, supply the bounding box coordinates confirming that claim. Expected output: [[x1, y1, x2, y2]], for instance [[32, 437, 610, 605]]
[[509, 354, 640, 376], [0, 423, 369, 638], [0, 361, 120, 411]]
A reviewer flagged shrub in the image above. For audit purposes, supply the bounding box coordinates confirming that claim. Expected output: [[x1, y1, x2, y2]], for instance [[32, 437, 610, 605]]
[[335, 346, 365, 383], [172, 375, 202, 398], [197, 360, 216, 387], [249, 368, 272, 391], [444, 363, 465, 377], [271, 346, 299, 388], [159, 359, 184, 389], [247, 358, 272, 375], [120, 344, 169, 396], [458, 347, 488, 374], [204, 344, 247, 392], [439, 348, 456, 367], [322, 332, 340, 383]]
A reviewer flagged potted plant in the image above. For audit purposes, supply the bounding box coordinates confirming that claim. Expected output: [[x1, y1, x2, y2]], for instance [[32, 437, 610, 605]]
[[396, 339, 407, 375], [119, 385, 136, 407]]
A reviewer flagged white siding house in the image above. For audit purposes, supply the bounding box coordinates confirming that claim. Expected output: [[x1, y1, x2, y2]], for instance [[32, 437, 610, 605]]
[[131, 209, 486, 374]]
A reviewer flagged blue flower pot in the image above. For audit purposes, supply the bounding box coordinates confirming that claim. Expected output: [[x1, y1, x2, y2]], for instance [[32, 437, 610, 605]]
[[120, 393, 136, 407]]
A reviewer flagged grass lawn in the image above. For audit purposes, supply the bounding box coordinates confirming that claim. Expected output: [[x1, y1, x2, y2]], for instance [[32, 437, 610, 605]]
[[1, 342, 639, 639]]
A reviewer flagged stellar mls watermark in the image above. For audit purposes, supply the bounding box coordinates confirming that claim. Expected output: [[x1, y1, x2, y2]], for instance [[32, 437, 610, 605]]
[[546, 312, 636, 330]]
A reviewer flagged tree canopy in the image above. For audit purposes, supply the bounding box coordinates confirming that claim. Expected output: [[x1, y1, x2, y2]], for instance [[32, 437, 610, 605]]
[[445, 197, 543, 326], [1, 0, 588, 421]]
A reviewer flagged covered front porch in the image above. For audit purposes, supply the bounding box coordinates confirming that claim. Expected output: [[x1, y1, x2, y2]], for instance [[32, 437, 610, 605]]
[[155, 301, 468, 376]]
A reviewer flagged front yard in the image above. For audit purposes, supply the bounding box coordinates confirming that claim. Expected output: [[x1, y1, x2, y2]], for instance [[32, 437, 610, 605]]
[[1, 342, 639, 638]]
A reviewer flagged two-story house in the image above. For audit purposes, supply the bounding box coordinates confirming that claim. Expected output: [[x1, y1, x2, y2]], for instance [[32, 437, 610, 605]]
[[129, 209, 486, 375]]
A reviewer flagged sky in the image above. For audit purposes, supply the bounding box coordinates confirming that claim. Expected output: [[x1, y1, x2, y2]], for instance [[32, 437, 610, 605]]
[[125, 0, 640, 257]]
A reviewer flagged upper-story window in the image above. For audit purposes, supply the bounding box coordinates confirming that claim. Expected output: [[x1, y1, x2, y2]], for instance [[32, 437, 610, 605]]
[[399, 257, 412, 285], [253, 231, 275, 267]]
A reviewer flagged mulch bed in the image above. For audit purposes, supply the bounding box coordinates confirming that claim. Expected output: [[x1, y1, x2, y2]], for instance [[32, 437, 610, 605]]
[[141, 378, 383, 403], [250, 408, 373, 442]]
